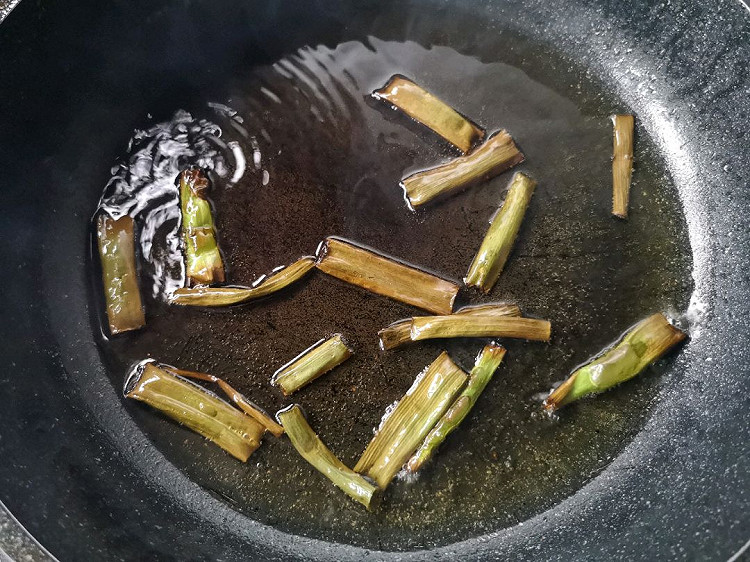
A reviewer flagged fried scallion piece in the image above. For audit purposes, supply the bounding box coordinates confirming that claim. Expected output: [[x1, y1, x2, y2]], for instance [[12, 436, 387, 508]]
[[96, 213, 145, 335], [407, 343, 506, 473], [611, 114, 635, 219], [354, 352, 468, 489], [409, 315, 551, 342], [378, 302, 521, 350], [272, 334, 353, 396], [170, 256, 315, 306], [376, 318, 414, 352], [163, 365, 284, 437], [124, 362, 265, 461], [315, 237, 459, 315], [401, 131, 524, 208], [465, 172, 536, 293], [543, 313, 686, 411], [277, 405, 381, 510], [373, 75, 485, 154], [179, 168, 225, 286], [453, 302, 523, 317]]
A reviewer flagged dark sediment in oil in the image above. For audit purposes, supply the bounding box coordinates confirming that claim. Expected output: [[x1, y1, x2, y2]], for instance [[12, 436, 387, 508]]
[[95, 38, 693, 550]]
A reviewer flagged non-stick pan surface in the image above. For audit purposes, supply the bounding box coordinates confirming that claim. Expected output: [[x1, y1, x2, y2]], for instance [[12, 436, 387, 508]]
[[0, 0, 748, 560]]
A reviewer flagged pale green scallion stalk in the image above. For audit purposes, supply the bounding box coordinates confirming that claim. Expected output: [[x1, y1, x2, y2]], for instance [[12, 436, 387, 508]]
[[373, 75, 485, 154], [315, 237, 459, 315], [465, 172, 536, 293], [407, 343, 506, 473], [612, 114, 635, 219], [179, 168, 225, 286], [125, 362, 265, 461], [277, 405, 381, 510], [543, 313, 687, 411], [272, 334, 353, 396]]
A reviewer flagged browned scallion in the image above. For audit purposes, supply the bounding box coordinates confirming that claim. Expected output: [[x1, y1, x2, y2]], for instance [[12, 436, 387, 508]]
[[373, 75, 485, 154], [170, 256, 315, 307], [315, 237, 459, 315], [611, 114, 635, 219], [407, 343, 507, 473]]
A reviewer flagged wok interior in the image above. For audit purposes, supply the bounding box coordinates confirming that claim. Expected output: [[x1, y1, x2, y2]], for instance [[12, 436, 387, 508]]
[[0, 0, 746, 560]]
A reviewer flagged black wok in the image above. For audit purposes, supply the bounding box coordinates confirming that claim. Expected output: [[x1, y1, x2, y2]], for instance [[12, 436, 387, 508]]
[[0, 0, 748, 560]]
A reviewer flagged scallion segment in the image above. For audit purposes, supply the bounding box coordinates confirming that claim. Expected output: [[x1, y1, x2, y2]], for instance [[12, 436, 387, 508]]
[[401, 131, 524, 208], [373, 75, 485, 154], [278, 405, 381, 510], [354, 351, 467, 489], [96, 213, 145, 335], [272, 334, 353, 396], [409, 315, 551, 342], [543, 313, 686, 411], [611, 114, 635, 219], [315, 237, 459, 315], [125, 362, 265, 461], [465, 172, 536, 293], [408, 343, 506, 472], [179, 168, 225, 286]]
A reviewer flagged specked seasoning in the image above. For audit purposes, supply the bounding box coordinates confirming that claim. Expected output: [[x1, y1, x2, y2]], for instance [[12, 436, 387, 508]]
[[94, 37, 693, 550]]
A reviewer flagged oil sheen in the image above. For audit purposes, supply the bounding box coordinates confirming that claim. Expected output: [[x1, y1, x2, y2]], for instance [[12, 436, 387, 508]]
[[94, 37, 693, 550]]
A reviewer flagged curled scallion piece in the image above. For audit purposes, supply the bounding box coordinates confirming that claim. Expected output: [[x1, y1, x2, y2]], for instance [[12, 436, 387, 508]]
[[170, 256, 315, 306], [465, 171, 536, 293], [96, 213, 145, 335], [272, 334, 353, 396], [354, 351, 468, 489], [401, 131, 524, 208], [179, 168, 225, 286], [315, 237, 459, 315], [543, 313, 686, 411], [408, 343, 506, 473], [124, 362, 265, 461], [376, 318, 414, 352], [378, 302, 521, 350], [612, 114, 634, 219], [162, 365, 284, 437], [277, 405, 381, 510], [408, 315, 551, 343], [373, 75, 485, 154]]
